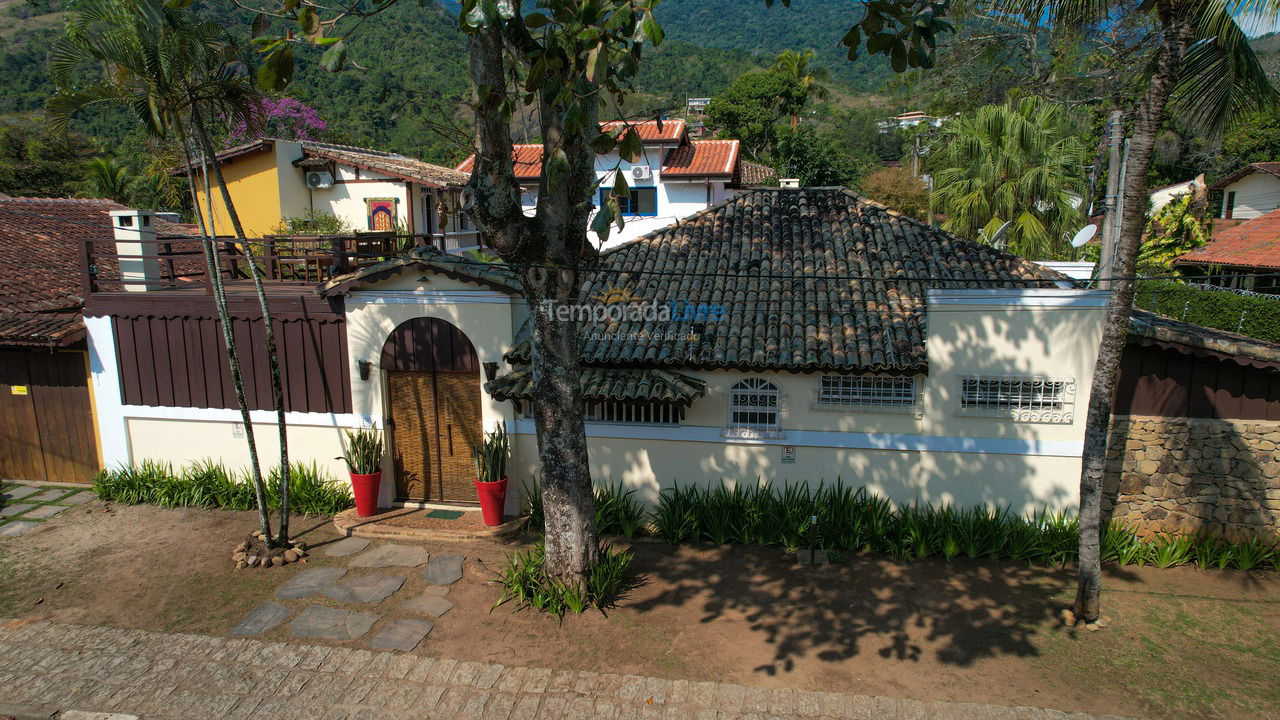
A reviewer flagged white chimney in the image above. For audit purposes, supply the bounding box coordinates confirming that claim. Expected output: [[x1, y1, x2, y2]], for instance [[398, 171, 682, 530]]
[[110, 209, 158, 292], [780, 178, 800, 188]]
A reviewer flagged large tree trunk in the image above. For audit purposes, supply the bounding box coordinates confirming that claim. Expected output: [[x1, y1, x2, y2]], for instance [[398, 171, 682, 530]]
[[191, 108, 293, 545], [1073, 2, 1194, 623], [179, 121, 272, 539], [464, 24, 600, 583]]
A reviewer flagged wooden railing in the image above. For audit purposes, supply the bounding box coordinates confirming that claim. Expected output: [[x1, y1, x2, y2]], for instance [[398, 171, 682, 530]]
[[81, 230, 486, 293]]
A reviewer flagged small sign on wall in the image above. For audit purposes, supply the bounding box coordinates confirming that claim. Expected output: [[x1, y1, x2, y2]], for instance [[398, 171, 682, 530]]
[[781, 445, 796, 464], [9, 385, 28, 396], [232, 423, 245, 439]]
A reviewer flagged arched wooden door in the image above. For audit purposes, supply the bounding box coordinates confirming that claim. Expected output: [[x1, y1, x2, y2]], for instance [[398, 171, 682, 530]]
[[381, 317, 483, 503]]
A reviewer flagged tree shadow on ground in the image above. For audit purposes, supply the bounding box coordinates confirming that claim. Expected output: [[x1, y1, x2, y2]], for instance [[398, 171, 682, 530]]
[[625, 542, 1142, 675]]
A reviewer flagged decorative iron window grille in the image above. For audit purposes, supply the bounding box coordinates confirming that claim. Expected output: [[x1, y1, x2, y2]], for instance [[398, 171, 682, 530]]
[[725, 377, 783, 438], [517, 400, 682, 425], [584, 401, 683, 425], [814, 375, 921, 414], [958, 376, 1076, 423]]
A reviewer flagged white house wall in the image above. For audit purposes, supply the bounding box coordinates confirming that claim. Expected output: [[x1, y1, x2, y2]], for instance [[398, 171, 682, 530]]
[[1221, 172, 1280, 219]]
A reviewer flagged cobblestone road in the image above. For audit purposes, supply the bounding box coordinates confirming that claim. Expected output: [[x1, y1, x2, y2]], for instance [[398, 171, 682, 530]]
[[0, 619, 1128, 719]]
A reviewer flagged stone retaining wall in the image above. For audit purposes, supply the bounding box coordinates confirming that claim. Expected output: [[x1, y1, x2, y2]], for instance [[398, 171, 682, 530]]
[[1104, 415, 1280, 539]]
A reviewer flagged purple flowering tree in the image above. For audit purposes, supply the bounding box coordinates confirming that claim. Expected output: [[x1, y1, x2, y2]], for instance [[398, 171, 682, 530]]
[[227, 96, 327, 146]]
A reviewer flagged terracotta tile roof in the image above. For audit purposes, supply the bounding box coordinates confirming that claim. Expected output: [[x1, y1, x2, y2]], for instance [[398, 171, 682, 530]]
[[299, 141, 469, 188], [454, 144, 544, 181], [503, 188, 1065, 373], [600, 119, 686, 144], [0, 197, 195, 346], [738, 159, 778, 185], [661, 139, 740, 178], [486, 366, 708, 406], [458, 138, 747, 182], [1177, 207, 1280, 269], [1210, 161, 1280, 190]]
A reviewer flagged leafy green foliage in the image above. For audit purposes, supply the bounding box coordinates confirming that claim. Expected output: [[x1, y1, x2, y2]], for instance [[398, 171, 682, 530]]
[[494, 541, 635, 616], [1133, 279, 1280, 344], [1139, 195, 1210, 273], [593, 482, 646, 539], [0, 115, 102, 197], [770, 125, 855, 187], [93, 459, 353, 515], [337, 428, 383, 475], [273, 210, 353, 235], [472, 422, 510, 484], [930, 96, 1087, 261], [706, 70, 808, 159]]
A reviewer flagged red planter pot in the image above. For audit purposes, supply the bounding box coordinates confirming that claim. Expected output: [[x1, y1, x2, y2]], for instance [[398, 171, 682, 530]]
[[475, 476, 508, 526], [350, 471, 382, 517]]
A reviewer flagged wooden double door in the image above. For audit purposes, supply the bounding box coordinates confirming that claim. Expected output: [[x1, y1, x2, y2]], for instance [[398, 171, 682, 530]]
[[0, 350, 100, 483], [386, 370, 483, 503]]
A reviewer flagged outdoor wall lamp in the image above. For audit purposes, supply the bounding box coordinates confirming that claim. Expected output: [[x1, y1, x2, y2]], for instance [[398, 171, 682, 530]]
[[358, 360, 372, 381], [483, 362, 499, 382]]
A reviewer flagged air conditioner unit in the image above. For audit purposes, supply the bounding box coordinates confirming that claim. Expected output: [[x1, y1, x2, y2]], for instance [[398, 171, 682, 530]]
[[629, 165, 652, 181], [306, 171, 334, 189]]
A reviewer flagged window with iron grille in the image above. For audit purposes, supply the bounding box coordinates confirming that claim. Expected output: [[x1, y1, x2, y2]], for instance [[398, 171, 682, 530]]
[[725, 377, 782, 437], [815, 375, 919, 412], [517, 400, 682, 425], [584, 401, 683, 425], [958, 376, 1076, 423]]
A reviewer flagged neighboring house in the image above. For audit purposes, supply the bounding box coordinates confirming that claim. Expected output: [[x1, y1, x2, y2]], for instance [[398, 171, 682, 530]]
[[1212, 162, 1280, 220], [879, 111, 944, 131], [1149, 178, 1202, 213], [455, 119, 774, 249], [83, 187, 1115, 516], [0, 198, 189, 483], [183, 138, 479, 251], [1176, 207, 1280, 294]]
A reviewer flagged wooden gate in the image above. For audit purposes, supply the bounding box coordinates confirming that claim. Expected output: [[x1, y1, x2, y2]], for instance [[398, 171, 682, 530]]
[[381, 318, 482, 504], [0, 349, 100, 483]]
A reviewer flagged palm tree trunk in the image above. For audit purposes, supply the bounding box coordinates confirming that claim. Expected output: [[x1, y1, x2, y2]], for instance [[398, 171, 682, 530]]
[[189, 108, 293, 545], [1073, 2, 1195, 624], [179, 121, 273, 540]]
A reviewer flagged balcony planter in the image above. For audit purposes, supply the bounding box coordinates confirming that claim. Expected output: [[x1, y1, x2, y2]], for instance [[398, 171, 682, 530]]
[[338, 427, 384, 518], [472, 422, 510, 527]]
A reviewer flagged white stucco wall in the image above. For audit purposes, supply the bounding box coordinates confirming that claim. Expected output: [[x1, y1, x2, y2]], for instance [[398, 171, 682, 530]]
[[1221, 173, 1280, 219]]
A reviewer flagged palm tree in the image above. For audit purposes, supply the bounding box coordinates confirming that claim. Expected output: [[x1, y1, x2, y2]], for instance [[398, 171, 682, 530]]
[[930, 96, 1088, 260], [47, 0, 297, 546], [772, 49, 830, 129], [1004, 0, 1278, 625], [77, 156, 136, 203]]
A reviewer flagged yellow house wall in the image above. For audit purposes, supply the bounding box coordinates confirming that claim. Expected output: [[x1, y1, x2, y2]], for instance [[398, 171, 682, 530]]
[[193, 147, 283, 237], [125, 417, 357, 481]]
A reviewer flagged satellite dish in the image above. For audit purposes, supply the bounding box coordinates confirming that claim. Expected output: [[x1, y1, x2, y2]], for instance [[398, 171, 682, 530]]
[[988, 221, 1012, 248], [1070, 224, 1098, 248]]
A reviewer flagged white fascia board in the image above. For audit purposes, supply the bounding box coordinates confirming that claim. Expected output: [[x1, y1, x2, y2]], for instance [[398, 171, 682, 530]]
[[346, 290, 512, 305], [926, 288, 1110, 308], [118, 404, 377, 428]]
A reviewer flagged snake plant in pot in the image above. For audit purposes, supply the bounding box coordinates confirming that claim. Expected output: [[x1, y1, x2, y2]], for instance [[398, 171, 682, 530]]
[[472, 422, 510, 526], [338, 427, 383, 517]]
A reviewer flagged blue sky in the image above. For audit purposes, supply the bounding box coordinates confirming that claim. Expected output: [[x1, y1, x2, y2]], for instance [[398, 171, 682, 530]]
[[1238, 8, 1280, 36]]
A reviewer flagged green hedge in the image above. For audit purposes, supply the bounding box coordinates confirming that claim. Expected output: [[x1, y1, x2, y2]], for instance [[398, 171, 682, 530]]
[[1134, 279, 1280, 343], [93, 459, 353, 516], [526, 480, 1280, 571]]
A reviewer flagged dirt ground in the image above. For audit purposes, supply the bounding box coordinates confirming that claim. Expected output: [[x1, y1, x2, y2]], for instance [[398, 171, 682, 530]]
[[1, 502, 1277, 720]]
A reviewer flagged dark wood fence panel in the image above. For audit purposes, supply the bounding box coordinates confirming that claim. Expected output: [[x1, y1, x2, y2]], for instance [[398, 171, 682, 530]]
[[112, 314, 351, 414], [1114, 341, 1280, 420], [0, 350, 99, 483]]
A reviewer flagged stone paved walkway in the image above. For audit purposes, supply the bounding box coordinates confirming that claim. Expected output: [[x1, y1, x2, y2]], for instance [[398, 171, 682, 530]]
[[0, 620, 1128, 720], [0, 483, 93, 537]]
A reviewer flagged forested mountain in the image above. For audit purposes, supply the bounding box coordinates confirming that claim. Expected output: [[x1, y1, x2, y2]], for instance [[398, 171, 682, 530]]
[[0, 0, 887, 163]]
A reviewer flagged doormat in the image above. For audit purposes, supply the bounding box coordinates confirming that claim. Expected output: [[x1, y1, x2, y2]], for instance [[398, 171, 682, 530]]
[[426, 509, 465, 520]]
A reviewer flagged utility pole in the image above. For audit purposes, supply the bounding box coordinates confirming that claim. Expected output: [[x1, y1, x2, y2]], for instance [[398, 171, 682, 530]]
[[1098, 110, 1123, 289]]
